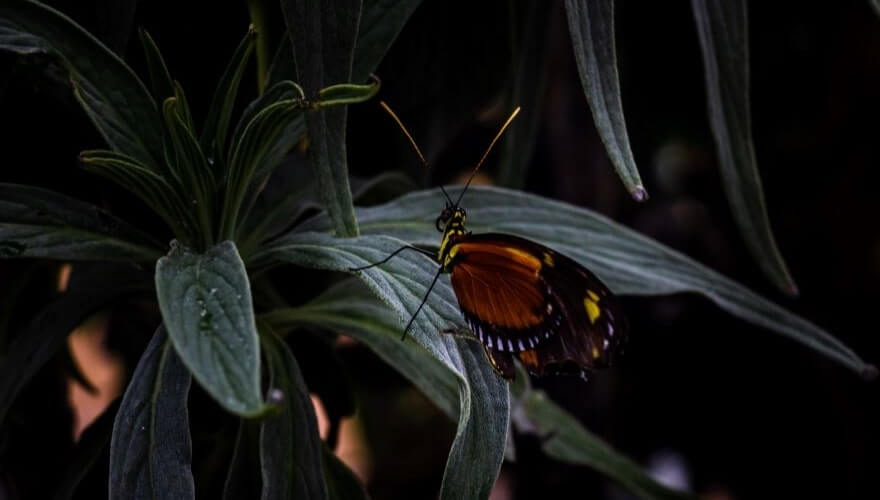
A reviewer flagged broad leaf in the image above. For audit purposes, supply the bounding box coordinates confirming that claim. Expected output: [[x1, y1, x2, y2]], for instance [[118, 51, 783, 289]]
[[108, 328, 195, 500], [290, 186, 876, 379], [691, 0, 798, 295], [510, 370, 696, 500], [155, 241, 268, 416], [0, 0, 163, 170], [255, 233, 509, 499], [564, 0, 647, 200], [260, 329, 328, 500], [0, 184, 162, 262], [283, 0, 362, 237]]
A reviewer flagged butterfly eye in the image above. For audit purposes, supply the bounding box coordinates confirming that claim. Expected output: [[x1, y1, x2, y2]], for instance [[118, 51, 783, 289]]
[[435, 216, 445, 232]]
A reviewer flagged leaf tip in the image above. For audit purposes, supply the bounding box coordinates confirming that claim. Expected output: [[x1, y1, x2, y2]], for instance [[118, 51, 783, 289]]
[[862, 364, 878, 381], [630, 186, 649, 202]]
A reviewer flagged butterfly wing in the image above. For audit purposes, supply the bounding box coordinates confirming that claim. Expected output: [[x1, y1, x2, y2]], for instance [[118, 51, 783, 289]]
[[448, 233, 626, 379]]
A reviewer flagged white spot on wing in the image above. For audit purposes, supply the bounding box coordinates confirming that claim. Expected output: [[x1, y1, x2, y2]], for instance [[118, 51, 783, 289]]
[[518, 339, 525, 351], [507, 339, 514, 352]]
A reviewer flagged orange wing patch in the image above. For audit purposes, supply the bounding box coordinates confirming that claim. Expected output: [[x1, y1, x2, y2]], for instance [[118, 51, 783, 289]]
[[449, 241, 546, 330]]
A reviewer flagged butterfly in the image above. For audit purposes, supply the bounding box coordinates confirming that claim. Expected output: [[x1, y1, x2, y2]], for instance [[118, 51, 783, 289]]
[[351, 102, 626, 379]]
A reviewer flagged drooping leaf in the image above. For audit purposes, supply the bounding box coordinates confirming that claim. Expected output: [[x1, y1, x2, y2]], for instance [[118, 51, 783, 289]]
[[259, 329, 328, 500], [0, 183, 162, 262], [0, 279, 148, 428], [254, 232, 509, 499], [201, 27, 256, 167], [222, 420, 263, 500], [691, 0, 798, 295], [282, 0, 362, 237], [108, 327, 195, 500], [289, 186, 876, 379], [155, 241, 269, 416], [564, 0, 647, 201], [0, 0, 163, 170], [510, 367, 696, 500]]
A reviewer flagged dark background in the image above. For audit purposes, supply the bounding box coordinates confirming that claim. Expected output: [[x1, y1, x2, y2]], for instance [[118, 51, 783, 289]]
[[1, 1, 878, 499]]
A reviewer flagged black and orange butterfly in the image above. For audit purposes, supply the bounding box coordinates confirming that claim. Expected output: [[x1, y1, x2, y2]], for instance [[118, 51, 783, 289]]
[[352, 102, 626, 379]]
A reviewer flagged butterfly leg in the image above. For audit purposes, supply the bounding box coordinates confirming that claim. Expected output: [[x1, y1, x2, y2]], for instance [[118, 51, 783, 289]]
[[348, 245, 435, 271]]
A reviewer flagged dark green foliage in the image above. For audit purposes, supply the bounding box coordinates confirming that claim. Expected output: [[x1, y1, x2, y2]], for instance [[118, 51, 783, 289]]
[[0, 1, 875, 499]]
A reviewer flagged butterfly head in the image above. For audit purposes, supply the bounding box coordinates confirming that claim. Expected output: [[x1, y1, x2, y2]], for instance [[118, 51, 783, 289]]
[[436, 204, 466, 232]]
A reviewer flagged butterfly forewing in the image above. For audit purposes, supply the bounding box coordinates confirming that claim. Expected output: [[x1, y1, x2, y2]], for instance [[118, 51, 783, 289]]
[[447, 234, 626, 379]]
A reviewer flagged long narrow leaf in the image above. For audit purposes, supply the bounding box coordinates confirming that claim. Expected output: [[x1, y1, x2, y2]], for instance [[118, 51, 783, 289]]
[[260, 329, 328, 500], [109, 328, 195, 499], [289, 186, 876, 379], [138, 29, 175, 104], [0, 183, 162, 262], [510, 371, 696, 500], [564, 0, 647, 200], [201, 27, 256, 167], [691, 0, 798, 295], [282, 0, 362, 237], [155, 241, 269, 416], [80, 149, 194, 239], [255, 232, 510, 499], [351, 0, 422, 82], [0, 0, 163, 170]]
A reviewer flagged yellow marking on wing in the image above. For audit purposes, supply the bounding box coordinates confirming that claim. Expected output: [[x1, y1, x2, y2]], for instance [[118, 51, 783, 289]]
[[584, 297, 601, 324], [592, 346, 600, 359], [505, 247, 541, 268], [542, 252, 555, 267], [587, 290, 600, 302]]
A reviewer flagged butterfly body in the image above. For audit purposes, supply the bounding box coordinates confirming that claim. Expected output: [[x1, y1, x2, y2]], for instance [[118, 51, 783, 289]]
[[436, 206, 625, 379]]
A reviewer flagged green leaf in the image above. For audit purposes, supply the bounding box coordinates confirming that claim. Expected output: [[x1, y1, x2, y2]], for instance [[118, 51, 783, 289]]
[[497, 0, 551, 189], [51, 400, 119, 500], [0, 183, 162, 262], [691, 0, 798, 295], [109, 327, 195, 500], [254, 232, 509, 499], [259, 329, 328, 500], [282, 0, 362, 237], [201, 27, 256, 167], [261, 279, 459, 419], [155, 241, 269, 416], [79, 149, 195, 240], [0, 0, 164, 170], [291, 186, 876, 379], [564, 0, 647, 201], [222, 96, 307, 240], [0, 280, 147, 429], [138, 28, 175, 104], [352, 0, 422, 82], [315, 78, 380, 108], [510, 371, 696, 500]]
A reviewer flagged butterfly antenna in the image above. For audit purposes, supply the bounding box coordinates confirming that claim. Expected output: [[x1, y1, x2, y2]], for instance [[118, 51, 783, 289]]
[[380, 100, 455, 206], [454, 106, 521, 207]]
